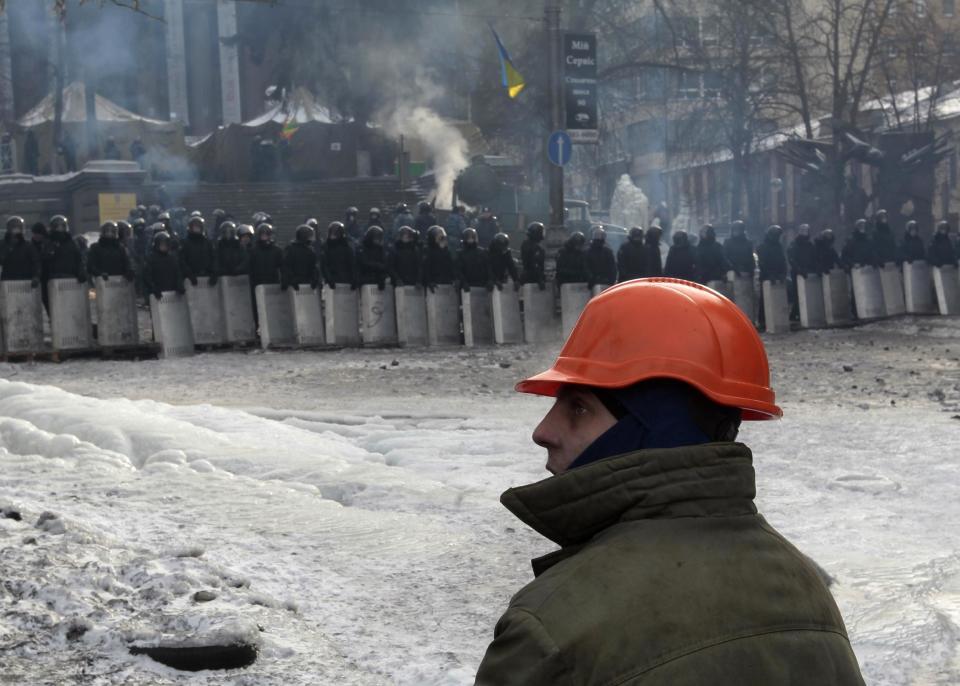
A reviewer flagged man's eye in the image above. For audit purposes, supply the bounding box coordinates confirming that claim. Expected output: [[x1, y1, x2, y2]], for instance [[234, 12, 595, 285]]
[[573, 403, 588, 416]]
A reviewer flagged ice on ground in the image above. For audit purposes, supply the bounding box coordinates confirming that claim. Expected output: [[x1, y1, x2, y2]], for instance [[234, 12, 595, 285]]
[[3, 316, 960, 684]]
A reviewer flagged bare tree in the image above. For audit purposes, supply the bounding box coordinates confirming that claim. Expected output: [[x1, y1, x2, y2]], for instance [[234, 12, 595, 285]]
[[771, 0, 899, 223], [595, 0, 788, 223], [870, 6, 960, 132]]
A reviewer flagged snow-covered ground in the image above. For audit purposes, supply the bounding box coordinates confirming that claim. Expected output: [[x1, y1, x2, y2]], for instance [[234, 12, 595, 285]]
[[2, 316, 960, 684]]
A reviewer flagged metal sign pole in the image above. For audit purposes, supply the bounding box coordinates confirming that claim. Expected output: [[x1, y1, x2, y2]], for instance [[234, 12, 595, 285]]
[[546, 0, 565, 233]]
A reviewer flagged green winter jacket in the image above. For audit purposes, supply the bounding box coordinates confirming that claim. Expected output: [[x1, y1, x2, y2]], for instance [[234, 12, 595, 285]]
[[475, 443, 865, 685]]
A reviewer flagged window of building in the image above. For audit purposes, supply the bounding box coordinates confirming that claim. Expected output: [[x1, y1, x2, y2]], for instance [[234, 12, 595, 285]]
[[916, 0, 927, 16], [700, 16, 719, 46], [677, 70, 701, 99], [944, 0, 955, 16], [674, 16, 699, 49], [636, 68, 668, 101], [750, 24, 774, 47], [703, 71, 723, 98]]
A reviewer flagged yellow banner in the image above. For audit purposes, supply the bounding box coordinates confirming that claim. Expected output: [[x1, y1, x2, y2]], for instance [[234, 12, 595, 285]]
[[98, 193, 138, 224]]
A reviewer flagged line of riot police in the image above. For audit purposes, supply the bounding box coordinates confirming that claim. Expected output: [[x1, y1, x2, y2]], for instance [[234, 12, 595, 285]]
[[0, 207, 537, 314]]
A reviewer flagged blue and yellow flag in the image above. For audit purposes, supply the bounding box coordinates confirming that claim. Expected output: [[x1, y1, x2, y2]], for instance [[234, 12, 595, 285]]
[[281, 117, 300, 141], [491, 26, 525, 99]]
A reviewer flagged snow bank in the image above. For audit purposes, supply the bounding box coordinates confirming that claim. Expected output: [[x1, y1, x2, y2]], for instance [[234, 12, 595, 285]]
[[2, 377, 959, 684]]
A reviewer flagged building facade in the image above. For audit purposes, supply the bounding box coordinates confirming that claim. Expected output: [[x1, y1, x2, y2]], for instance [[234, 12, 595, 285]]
[[0, 0, 285, 136]]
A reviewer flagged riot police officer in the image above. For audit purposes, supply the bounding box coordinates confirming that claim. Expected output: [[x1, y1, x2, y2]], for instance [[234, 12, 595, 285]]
[[489, 232, 520, 290], [555, 232, 589, 285], [665, 231, 696, 281], [282, 225, 321, 291], [144, 232, 185, 301], [180, 216, 218, 287], [218, 221, 250, 276], [617, 227, 646, 282], [87, 222, 134, 282], [249, 223, 284, 287], [0, 216, 41, 286], [357, 225, 391, 290], [457, 228, 492, 290], [586, 226, 618, 287], [696, 224, 729, 284], [422, 225, 457, 291], [43, 215, 86, 283], [723, 220, 754, 278], [520, 222, 546, 289], [322, 221, 357, 289], [389, 226, 422, 287]]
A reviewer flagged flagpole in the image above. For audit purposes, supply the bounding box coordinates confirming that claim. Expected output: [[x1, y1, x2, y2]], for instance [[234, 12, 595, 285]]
[[545, 0, 565, 234]]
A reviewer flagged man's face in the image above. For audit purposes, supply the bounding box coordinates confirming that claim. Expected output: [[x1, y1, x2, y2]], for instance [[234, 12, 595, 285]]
[[533, 386, 618, 475]]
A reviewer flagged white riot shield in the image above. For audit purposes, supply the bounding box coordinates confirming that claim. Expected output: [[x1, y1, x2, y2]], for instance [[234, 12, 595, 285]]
[[730, 274, 757, 324], [149, 292, 195, 358], [395, 286, 428, 346], [323, 285, 361, 345], [289, 285, 326, 346], [933, 265, 960, 315], [462, 287, 493, 347], [48, 278, 93, 351], [707, 280, 732, 300], [255, 284, 296, 349], [521, 283, 557, 344], [762, 281, 790, 334], [560, 283, 591, 340], [492, 287, 523, 345], [185, 280, 227, 345], [851, 266, 886, 320], [426, 284, 461, 346], [591, 284, 612, 297], [360, 284, 398, 346], [95, 277, 139, 347], [0, 280, 43, 354], [796, 274, 826, 329], [879, 263, 906, 317], [903, 261, 937, 315], [823, 269, 853, 326], [219, 275, 257, 344]]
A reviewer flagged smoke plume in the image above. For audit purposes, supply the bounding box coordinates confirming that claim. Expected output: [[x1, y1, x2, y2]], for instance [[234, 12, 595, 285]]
[[381, 103, 468, 210]]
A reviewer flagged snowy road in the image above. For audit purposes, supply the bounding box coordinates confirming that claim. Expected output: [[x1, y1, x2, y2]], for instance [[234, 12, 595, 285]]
[[2, 315, 960, 684]]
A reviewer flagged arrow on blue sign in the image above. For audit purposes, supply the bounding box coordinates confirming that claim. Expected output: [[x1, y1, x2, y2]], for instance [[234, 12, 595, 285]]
[[548, 130, 573, 167]]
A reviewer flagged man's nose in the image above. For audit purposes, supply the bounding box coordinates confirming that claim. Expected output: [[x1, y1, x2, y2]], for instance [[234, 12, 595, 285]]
[[532, 415, 557, 450]]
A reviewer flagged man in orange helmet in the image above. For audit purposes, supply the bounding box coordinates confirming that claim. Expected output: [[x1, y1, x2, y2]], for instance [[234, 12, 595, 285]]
[[475, 278, 864, 685]]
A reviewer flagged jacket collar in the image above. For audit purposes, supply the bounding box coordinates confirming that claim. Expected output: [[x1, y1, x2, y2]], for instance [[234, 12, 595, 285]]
[[502, 443, 757, 552]]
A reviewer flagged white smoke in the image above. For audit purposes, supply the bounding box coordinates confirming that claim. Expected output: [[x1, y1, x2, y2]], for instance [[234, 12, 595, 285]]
[[381, 105, 468, 210], [609, 174, 649, 229]]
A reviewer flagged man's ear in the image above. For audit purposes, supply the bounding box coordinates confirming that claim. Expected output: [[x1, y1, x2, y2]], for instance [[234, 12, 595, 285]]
[[688, 389, 741, 443]]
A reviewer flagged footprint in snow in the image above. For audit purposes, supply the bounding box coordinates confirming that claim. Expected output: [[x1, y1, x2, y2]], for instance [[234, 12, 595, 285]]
[[830, 473, 901, 494]]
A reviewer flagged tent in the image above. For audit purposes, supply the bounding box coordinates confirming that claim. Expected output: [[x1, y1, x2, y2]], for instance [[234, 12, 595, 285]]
[[188, 88, 395, 182], [12, 82, 187, 177], [242, 87, 336, 127]]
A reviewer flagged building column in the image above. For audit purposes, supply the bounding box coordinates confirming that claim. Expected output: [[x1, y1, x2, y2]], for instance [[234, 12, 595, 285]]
[[786, 163, 795, 224], [0, 11, 15, 125], [217, 0, 242, 125], [164, 0, 189, 125]]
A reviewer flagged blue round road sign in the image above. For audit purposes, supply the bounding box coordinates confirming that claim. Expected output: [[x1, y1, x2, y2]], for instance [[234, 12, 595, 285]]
[[548, 130, 573, 167]]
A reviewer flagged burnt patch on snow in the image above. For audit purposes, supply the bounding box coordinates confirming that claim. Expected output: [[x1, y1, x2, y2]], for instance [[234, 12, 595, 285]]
[[129, 642, 258, 672]]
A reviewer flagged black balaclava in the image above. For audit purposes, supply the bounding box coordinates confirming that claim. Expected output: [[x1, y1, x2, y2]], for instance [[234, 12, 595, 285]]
[[569, 379, 742, 470]]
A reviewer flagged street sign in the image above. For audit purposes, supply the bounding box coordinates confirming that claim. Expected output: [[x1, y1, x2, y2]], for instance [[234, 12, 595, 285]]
[[564, 33, 598, 145], [548, 131, 573, 167]]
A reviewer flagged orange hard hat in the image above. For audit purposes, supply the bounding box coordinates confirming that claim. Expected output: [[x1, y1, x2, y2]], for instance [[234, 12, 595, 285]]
[[516, 278, 782, 420]]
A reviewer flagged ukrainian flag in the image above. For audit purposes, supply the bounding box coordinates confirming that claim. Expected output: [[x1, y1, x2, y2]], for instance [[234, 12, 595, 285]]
[[281, 117, 299, 141], [491, 26, 525, 99]]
